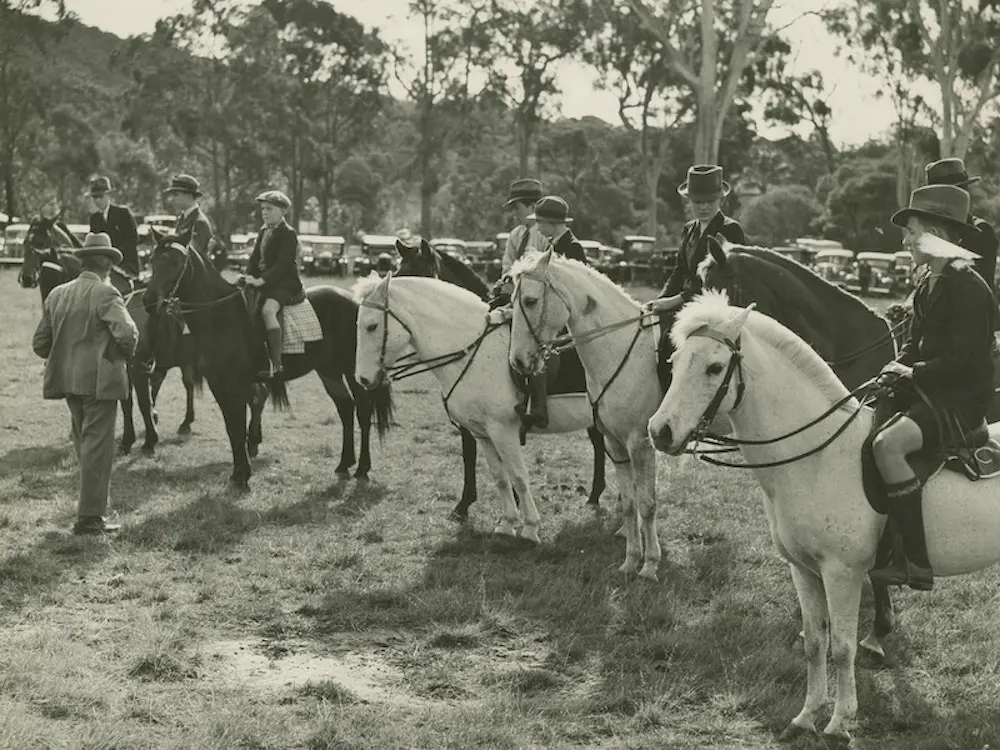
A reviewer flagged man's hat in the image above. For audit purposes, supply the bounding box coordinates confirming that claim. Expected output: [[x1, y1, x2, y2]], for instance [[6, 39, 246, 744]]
[[677, 165, 731, 201], [255, 189, 291, 210], [891, 185, 975, 239], [89, 176, 112, 196], [504, 178, 543, 209], [74, 232, 123, 264], [527, 195, 573, 224], [162, 174, 203, 197], [925, 157, 980, 188]]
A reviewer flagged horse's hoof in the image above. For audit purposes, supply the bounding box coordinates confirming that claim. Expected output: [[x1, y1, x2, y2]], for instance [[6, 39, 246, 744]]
[[118, 444, 132, 457], [177, 423, 192, 436], [354, 469, 370, 481], [140, 444, 155, 456], [618, 559, 640, 575], [638, 564, 659, 582], [614, 524, 627, 538], [227, 479, 250, 495], [335, 463, 351, 476], [822, 726, 852, 746], [859, 634, 886, 660], [586, 496, 600, 507], [778, 723, 816, 743], [248, 445, 259, 459], [520, 527, 541, 544], [447, 508, 469, 523], [494, 523, 517, 538]]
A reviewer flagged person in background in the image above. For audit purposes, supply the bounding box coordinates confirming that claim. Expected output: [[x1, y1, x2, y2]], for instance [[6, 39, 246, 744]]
[[88, 175, 139, 276], [500, 178, 547, 278], [162, 174, 214, 261], [32, 233, 139, 536]]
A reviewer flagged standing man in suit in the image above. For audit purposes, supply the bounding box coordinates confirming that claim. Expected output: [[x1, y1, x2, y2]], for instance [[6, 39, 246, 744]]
[[32, 233, 139, 536], [162, 174, 215, 260], [924, 158, 998, 293], [88, 176, 139, 275], [643, 165, 746, 383]]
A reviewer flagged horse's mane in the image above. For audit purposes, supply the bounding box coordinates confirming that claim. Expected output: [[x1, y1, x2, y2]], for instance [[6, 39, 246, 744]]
[[510, 251, 642, 307], [435, 250, 489, 299], [352, 274, 485, 311], [352, 274, 382, 304], [674, 290, 850, 403]]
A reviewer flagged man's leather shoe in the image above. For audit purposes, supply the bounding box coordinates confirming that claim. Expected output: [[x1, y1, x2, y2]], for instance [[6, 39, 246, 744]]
[[73, 517, 121, 536]]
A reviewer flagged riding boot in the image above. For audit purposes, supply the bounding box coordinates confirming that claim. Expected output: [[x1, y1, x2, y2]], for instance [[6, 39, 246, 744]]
[[869, 479, 934, 591], [528, 374, 549, 429], [257, 328, 284, 381]]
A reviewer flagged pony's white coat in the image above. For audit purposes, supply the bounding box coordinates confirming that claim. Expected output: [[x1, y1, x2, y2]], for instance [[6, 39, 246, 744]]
[[353, 273, 596, 542], [508, 251, 664, 579], [650, 291, 1000, 740]]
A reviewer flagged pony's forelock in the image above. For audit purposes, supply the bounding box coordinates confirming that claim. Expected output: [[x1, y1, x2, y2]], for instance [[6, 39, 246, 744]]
[[670, 290, 732, 349], [352, 274, 383, 304], [509, 250, 546, 279], [510, 250, 642, 306]]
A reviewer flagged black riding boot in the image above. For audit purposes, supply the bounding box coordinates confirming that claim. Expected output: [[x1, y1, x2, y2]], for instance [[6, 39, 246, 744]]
[[515, 374, 549, 444], [869, 479, 934, 591]]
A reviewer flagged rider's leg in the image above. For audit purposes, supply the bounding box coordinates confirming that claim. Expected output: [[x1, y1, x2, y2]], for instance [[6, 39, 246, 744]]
[[259, 298, 283, 380], [870, 414, 933, 590]]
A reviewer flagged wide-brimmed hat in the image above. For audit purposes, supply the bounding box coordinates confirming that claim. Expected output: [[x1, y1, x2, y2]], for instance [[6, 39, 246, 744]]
[[925, 157, 980, 188], [162, 174, 202, 197], [677, 165, 731, 201], [74, 232, 123, 264], [527, 195, 573, 224], [503, 178, 543, 209], [891, 185, 974, 238], [89, 176, 112, 196], [255, 189, 291, 210]]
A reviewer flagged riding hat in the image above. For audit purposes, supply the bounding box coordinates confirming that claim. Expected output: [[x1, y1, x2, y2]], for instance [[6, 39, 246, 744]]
[[527, 195, 573, 224], [925, 157, 980, 188], [890, 185, 976, 243], [504, 178, 544, 209], [89, 176, 112, 196], [255, 189, 291, 211], [677, 165, 731, 201], [75, 232, 123, 264], [162, 174, 203, 197]]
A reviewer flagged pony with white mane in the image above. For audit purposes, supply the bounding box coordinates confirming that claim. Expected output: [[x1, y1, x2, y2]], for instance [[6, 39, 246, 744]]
[[508, 249, 663, 580], [352, 272, 601, 545], [648, 290, 1000, 742]]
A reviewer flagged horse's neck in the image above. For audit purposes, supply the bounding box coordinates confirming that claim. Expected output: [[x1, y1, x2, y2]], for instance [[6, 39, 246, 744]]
[[550, 264, 651, 389], [183, 258, 234, 304]]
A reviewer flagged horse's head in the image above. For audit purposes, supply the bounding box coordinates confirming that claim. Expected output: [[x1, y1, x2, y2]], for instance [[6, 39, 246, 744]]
[[698, 234, 741, 300], [353, 271, 412, 390], [143, 231, 190, 307], [508, 249, 570, 376], [395, 238, 439, 279], [648, 291, 753, 454]]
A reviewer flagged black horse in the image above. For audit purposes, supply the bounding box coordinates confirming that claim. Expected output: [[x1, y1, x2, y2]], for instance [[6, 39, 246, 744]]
[[17, 220, 194, 455], [395, 239, 608, 518], [143, 233, 393, 490]]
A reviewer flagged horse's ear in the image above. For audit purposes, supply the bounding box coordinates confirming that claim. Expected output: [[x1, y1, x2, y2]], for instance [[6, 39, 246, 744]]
[[367, 269, 392, 306], [714, 233, 736, 253], [722, 303, 755, 339], [708, 236, 727, 267], [395, 238, 415, 258], [533, 247, 553, 274], [420, 239, 434, 262]]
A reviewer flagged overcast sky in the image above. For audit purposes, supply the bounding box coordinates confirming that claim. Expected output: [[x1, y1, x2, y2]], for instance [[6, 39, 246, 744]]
[[61, 0, 899, 147]]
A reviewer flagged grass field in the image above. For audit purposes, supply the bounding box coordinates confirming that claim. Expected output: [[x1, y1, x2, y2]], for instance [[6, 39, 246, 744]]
[[2, 270, 999, 750]]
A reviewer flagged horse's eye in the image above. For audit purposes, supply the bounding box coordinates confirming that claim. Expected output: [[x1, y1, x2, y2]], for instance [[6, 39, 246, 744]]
[[523, 297, 538, 309], [365, 322, 378, 333], [707, 362, 724, 376]]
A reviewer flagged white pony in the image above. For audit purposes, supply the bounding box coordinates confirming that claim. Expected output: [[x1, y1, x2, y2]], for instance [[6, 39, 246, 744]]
[[508, 249, 663, 581], [648, 291, 1000, 742], [352, 272, 600, 544]]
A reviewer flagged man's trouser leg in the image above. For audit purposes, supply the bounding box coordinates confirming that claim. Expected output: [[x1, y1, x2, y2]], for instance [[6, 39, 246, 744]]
[[67, 395, 118, 520]]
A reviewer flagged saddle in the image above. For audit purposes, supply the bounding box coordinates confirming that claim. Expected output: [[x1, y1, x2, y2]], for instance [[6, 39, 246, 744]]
[[861, 397, 1000, 515], [507, 332, 589, 397]]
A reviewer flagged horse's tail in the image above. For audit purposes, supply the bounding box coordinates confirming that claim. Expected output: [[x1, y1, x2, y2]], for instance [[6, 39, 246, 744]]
[[269, 374, 290, 411], [372, 381, 394, 439]]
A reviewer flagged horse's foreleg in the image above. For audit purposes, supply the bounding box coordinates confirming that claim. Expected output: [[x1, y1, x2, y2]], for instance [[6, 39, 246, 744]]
[[178, 364, 195, 435], [320, 374, 356, 476], [781, 564, 829, 742], [119, 370, 136, 455], [354, 383, 373, 480], [487, 427, 540, 543], [450, 428, 478, 521], [248, 385, 268, 459], [609, 448, 640, 575], [821, 568, 864, 741], [207, 376, 251, 491], [132, 366, 158, 454], [478, 438, 519, 538], [586, 426, 606, 506], [630, 440, 660, 581]]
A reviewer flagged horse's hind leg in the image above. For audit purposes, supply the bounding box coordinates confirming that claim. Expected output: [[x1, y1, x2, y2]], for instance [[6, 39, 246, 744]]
[[119, 371, 136, 455], [319, 374, 356, 476], [449, 428, 478, 521], [248, 384, 268, 459], [586, 426, 606, 506], [178, 364, 196, 435], [133, 367, 159, 454], [352, 380, 374, 479], [479, 438, 520, 539]]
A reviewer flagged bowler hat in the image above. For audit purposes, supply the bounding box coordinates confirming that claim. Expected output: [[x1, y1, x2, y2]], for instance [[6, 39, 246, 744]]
[[504, 178, 543, 209], [74, 232, 123, 264], [162, 174, 202, 197], [89, 176, 112, 196], [677, 165, 731, 201], [891, 185, 975, 239], [925, 157, 980, 188], [255, 189, 291, 210], [527, 195, 573, 224]]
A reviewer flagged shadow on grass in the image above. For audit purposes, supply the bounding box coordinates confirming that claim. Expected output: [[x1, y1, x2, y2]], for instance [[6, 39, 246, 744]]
[[0, 444, 73, 479]]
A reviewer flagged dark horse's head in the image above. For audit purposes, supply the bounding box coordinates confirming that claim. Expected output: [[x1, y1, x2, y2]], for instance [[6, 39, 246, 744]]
[[396, 238, 489, 300], [143, 228, 193, 308], [18, 219, 82, 299]]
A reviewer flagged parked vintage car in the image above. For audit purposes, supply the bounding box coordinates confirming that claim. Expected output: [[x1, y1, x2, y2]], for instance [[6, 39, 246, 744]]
[[227, 233, 255, 271], [892, 250, 915, 294], [814, 248, 854, 286], [143, 214, 177, 231], [845, 251, 897, 296], [299, 235, 346, 275], [356, 235, 399, 276], [1, 223, 29, 266]]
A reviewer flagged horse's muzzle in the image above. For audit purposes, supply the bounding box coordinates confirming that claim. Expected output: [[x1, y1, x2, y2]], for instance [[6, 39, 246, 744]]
[[356, 370, 385, 391]]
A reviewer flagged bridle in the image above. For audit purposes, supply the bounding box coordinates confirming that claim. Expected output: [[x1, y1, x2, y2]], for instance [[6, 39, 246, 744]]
[[683, 325, 747, 444], [358, 275, 416, 382], [511, 269, 572, 364]]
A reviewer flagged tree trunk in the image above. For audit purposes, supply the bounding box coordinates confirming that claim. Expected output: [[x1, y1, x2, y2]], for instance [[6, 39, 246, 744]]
[[517, 118, 530, 177]]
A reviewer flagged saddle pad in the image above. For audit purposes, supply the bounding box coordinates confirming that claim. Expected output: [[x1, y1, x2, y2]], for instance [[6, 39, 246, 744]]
[[281, 299, 323, 354]]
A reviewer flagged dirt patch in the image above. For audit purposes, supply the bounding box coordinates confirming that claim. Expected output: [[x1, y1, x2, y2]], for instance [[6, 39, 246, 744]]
[[202, 638, 426, 706]]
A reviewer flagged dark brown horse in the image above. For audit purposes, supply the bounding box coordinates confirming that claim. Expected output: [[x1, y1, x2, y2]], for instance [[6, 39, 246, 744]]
[[396, 239, 608, 517], [142, 234, 393, 490], [17, 220, 193, 455]]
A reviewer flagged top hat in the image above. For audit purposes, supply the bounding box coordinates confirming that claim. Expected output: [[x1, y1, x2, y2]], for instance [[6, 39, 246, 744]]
[[74, 232, 123, 264], [925, 157, 980, 188], [527, 195, 573, 224], [677, 165, 731, 201], [891, 185, 975, 239], [162, 174, 202, 197], [255, 189, 291, 210], [504, 178, 544, 209], [89, 176, 112, 196]]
